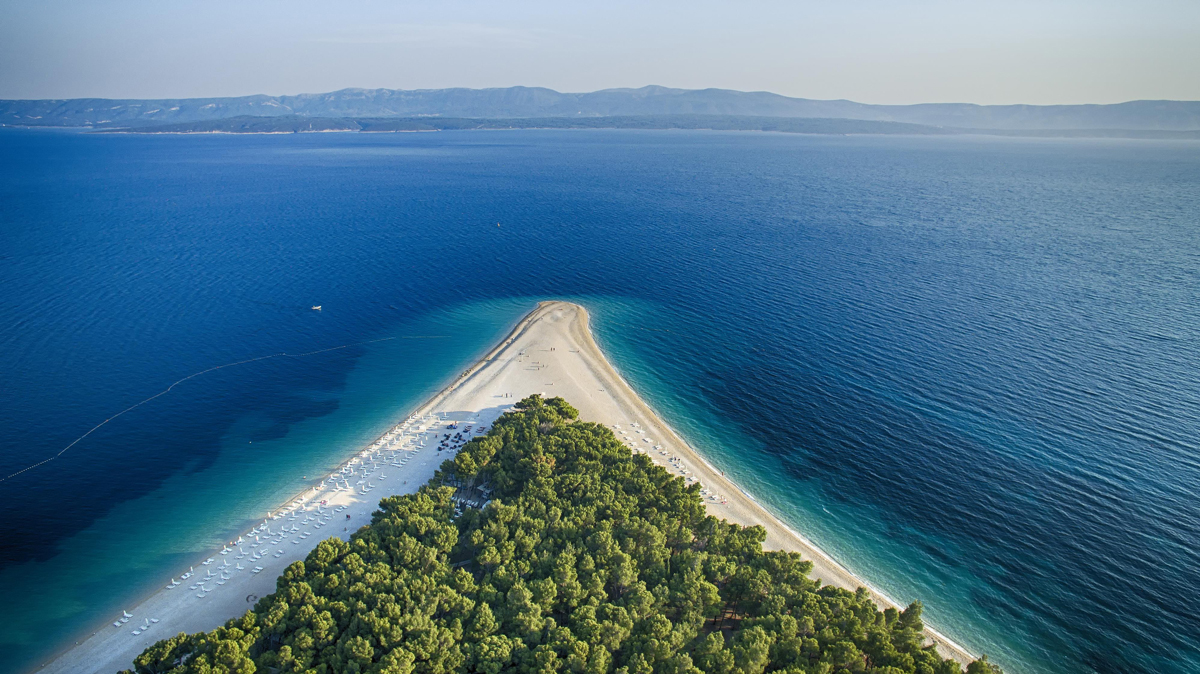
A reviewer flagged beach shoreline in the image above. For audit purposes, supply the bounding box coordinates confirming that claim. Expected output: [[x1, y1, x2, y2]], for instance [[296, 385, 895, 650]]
[[38, 300, 974, 673], [559, 302, 976, 665]]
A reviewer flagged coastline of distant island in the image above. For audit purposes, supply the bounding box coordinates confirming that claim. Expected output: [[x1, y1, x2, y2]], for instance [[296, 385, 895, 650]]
[[92, 115, 953, 136], [71, 114, 1199, 139], [4, 85, 1199, 139]]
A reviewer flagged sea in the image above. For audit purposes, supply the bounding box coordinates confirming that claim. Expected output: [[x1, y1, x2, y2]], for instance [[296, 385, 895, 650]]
[[1, 128, 1197, 674]]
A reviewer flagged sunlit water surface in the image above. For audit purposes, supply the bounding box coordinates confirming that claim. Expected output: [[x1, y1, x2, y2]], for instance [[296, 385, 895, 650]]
[[1, 129, 1198, 673]]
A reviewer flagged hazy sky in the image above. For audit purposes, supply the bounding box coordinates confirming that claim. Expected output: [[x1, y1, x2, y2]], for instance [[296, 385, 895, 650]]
[[2, 0, 1198, 104]]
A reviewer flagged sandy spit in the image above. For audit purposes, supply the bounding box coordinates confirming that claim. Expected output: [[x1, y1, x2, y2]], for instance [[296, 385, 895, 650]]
[[38, 301, 973, 673]]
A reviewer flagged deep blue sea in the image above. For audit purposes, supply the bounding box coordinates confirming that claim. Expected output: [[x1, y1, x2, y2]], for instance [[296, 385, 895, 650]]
[[1, 128, 1198, 674]]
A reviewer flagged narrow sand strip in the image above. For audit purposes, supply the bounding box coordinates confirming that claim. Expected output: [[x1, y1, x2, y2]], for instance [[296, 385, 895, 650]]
[[40, 301, 973, 673]]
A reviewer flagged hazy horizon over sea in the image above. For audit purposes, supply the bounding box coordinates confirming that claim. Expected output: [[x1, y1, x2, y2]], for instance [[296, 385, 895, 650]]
[[1, 128, 1198, 674]]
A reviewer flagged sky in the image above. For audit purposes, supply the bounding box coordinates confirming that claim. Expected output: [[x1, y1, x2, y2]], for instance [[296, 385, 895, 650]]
[[1, 0, 1198, 105]]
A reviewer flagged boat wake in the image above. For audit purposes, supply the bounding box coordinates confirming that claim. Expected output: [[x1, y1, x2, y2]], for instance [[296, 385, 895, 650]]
[[0, 336, 396, 484]]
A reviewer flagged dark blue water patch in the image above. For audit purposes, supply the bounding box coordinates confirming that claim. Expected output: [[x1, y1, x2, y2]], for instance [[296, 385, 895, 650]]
[[0, 335, 365, 567], [2, 129, 1199, 673]]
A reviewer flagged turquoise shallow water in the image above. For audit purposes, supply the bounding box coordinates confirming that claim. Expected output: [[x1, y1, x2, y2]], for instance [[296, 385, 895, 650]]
[[0, 298, 534, 667], [1, 129, 1198, 673]]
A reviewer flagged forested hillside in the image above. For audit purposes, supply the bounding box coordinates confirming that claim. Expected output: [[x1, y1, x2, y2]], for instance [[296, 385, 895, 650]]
[[124, 395, 1000, 674]]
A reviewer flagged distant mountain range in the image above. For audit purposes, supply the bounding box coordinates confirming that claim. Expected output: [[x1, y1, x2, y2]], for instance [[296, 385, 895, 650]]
[[4, 85, 1199, 134]]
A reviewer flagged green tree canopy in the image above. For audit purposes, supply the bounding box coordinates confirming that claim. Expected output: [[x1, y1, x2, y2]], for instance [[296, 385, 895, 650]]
[[125, 395, 995, 674]]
